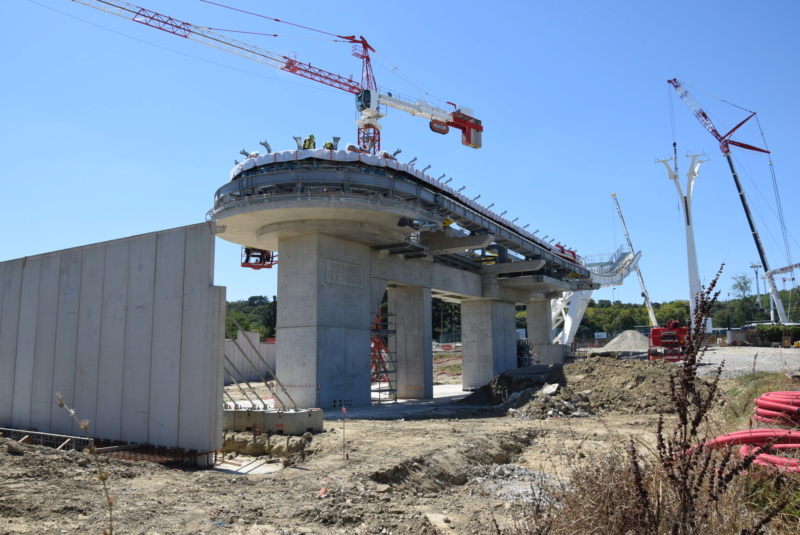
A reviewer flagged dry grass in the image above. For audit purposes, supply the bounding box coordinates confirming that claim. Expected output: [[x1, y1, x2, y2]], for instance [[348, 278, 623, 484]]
[[507, 266, 800, 535]]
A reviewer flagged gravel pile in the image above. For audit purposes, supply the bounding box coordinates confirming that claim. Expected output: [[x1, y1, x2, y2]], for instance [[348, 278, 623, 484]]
[[593, 329, 649, 354]]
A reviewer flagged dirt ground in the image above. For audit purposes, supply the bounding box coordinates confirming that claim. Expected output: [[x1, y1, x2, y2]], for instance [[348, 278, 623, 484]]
[[2, 353, 797, 535]]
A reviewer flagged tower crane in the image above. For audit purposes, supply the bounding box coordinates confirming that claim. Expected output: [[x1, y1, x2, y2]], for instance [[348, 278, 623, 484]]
[[668, 78, 788, 324], [70, 0, 483, 154], [611, 193, 657, 327]]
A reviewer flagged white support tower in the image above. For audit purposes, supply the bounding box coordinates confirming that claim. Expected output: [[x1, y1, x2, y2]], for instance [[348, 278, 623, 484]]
[[657, 151, 708, 320]]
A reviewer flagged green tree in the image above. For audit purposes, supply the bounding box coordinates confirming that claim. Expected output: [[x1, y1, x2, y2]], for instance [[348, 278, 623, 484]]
[[226, 295, 277, 339], [731, 274, 753, 324], [432, 298, 461, 342]]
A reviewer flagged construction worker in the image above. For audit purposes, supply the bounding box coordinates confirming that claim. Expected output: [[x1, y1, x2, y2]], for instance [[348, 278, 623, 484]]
[[323, 141, 334, 149], [303, 134, 316, 149]]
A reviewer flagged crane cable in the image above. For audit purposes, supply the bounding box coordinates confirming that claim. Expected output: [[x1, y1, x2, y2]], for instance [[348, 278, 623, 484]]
[[683, 81, 798, 317], [198, 0, 345, 40], [198, 0, 447, 109], [754, 116, 797, 322], [666, 84, 683, 221]]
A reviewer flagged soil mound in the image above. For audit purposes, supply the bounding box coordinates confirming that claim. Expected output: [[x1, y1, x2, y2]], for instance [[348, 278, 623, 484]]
[[594, 329, 649, 354], [561, 357, 677, 414], [464, 357, 681, 418]]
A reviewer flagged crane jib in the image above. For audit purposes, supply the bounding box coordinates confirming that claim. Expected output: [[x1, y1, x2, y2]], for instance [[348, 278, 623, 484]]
[[72, 0, 482, 152]]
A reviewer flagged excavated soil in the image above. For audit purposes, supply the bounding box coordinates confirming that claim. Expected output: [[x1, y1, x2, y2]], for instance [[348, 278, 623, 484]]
[[0, 357, 738, 534]]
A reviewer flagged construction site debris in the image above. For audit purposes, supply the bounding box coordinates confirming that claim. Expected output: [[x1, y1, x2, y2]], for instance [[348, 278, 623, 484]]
[[6, 441, 24, 455]]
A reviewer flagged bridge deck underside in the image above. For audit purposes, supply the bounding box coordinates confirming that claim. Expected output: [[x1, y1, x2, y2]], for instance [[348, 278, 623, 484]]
[[212, 156, 613, 287]]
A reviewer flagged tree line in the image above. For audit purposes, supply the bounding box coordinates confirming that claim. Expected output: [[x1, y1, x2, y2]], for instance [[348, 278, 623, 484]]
[[227, 275, 798, 342]]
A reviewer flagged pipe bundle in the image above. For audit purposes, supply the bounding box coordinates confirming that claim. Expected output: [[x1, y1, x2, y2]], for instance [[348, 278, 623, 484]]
[[753, 391, 800, 426]]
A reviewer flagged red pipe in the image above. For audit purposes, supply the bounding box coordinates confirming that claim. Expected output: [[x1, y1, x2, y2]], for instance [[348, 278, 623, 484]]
[[702, 429, 800, 473]]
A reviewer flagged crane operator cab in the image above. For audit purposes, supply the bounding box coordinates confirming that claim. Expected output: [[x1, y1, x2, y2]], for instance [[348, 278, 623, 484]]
[[355, 89, 377, 114]]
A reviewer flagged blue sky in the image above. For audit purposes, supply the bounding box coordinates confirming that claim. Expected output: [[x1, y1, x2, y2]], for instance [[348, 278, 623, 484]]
[[3, 0, 799, 306]]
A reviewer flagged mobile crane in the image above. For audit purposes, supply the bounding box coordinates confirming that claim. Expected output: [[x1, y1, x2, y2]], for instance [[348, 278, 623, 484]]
[[611, 193, 657, 327], [668, 78, 788, 323], [70, 0, 483, 153]]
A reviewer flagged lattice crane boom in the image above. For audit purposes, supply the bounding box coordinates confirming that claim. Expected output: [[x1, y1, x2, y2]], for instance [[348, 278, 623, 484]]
[[611, 193, 657, 327], [71, 0, 482, 152], [668, 78, 787, 323]]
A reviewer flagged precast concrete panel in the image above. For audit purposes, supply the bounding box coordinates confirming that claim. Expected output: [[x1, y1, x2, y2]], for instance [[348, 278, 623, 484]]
[[30, 253, 61, 432], [148, 228, 186, 447], [50, 249, 82, 434], [73, 245, 106, 436], [12, 255, 42, 429], [0, 224, 222, 453], [224, 331, 276, 385], [0, 259, 23, 426], [178, 223, 217, 450], [120, 235, 157, 443], [95, 240, 130, 440], [210, 286, 226, 450]]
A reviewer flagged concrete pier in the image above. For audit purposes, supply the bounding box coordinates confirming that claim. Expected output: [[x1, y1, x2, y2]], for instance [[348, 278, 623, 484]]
[[389, 285, 433, 400], [461, 299, 518, 390], [276, 233, 379, 408]]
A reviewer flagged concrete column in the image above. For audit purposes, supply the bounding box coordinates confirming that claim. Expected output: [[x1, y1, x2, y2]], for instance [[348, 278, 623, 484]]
[[527, 297, 566, 365], [388, 286, 432, 400], [276, 233, 374, 409], [461, 299, 517, 390]]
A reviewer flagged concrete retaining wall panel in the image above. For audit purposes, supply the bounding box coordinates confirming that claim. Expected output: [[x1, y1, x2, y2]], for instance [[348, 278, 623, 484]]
[[95, 240, 130, 440], [211, 286, 226, 450], [73, 244, 105, 436], [30, 253, 61, 433], [12, 255, 42, 430], [0, 260, 23, 426], [0, 223, 223, 453], [50, 249, 82, 435], [223, 332, 276, 385], [178, 223, 218, 450], [120, 235, 157, 443], [147, 228, 186, 447]]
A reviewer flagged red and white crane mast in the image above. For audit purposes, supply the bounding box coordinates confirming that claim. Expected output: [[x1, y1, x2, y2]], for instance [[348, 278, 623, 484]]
[[70, 0, 483, 153]]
